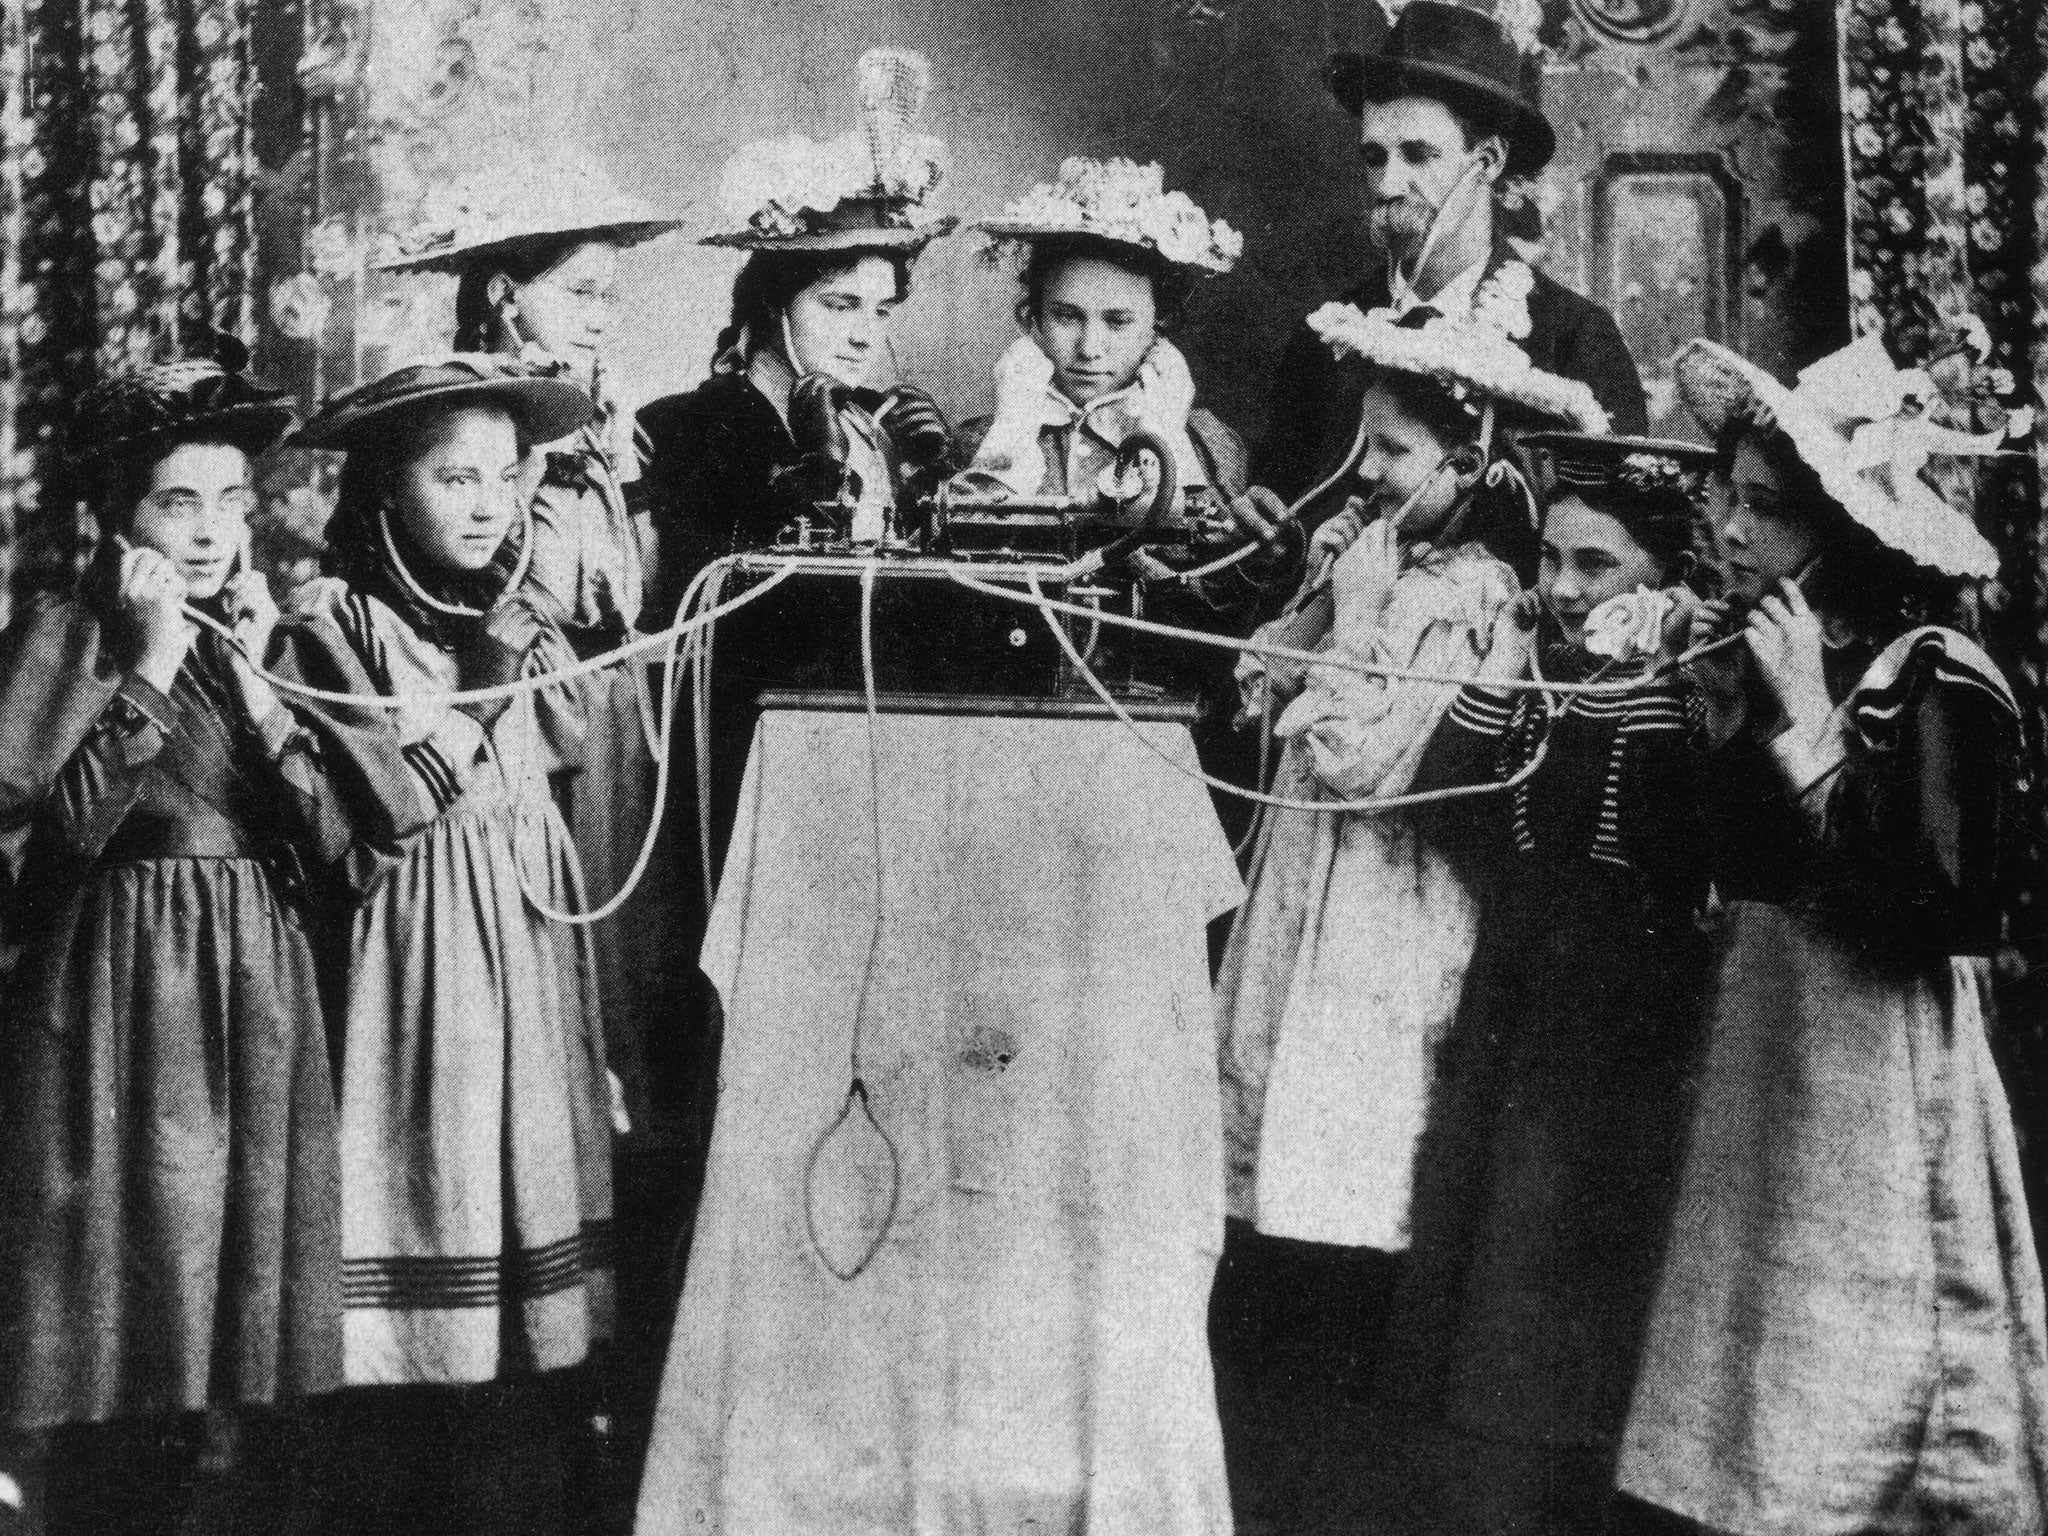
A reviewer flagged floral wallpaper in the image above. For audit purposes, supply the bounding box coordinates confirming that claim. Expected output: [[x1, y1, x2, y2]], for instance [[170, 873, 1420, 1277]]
[[248, 0, 603, 593], [0, 0, 258, 625], [1843, 0, 2048, 1093]]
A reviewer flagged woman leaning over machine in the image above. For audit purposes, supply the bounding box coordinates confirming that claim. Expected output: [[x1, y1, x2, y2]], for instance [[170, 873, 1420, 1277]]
[[1206, 298, 1607, 1525], [958, 156, 1297, 799], [275, 357, 615, 1535], [631, 50, 957, 1245], [0, 345, 364, 1530], [1619, 329, 2048, 1536]]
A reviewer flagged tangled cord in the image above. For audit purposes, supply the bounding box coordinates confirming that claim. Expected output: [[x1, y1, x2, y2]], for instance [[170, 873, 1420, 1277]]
[[182, 552, 1742, 930], [1023, 571, 1564, 816], [181, 558, 797, 928]]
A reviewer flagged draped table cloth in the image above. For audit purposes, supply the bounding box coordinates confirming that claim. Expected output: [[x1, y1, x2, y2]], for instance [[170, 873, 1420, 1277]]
[[635, 707, 1242, 1536]]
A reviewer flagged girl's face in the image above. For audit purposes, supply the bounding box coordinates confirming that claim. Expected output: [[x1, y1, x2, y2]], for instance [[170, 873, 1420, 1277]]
[[127, 441, 255, 601], [505, 240, 621, 386], [1717, 434, 1818, 608], [389, 406, 525, 574], [782, 255, 900, 390], [1540, 494, 1669, 648], [1031, 256, 1157, 405], [1353, 381, 1466, 544]]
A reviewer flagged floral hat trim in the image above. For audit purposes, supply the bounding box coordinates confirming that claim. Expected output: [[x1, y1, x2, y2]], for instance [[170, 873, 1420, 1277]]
[[1676, 330, 2023, 579], [1518, 433, 1716, 497], [703, 49, 952, 249], [375, 153, 684, 273], [1308, 298, 1610, 432], [974, 157, 1243, 275]]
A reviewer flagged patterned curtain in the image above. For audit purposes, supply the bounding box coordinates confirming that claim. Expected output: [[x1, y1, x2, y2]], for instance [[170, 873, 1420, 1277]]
[[1839, 0, 2045, 1227], [0, 0, 258, 626]]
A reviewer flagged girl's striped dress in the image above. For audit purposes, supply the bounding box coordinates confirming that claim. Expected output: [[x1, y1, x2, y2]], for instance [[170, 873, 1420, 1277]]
[[280, 579, 613, 1385]]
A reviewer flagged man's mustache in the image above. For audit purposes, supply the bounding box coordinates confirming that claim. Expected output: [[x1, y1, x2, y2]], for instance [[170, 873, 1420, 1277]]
[[1367, 196, 1438, 247]]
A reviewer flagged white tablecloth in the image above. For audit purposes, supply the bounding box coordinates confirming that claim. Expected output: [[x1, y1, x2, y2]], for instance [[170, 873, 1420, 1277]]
[[635, 709, 1242, 1536]]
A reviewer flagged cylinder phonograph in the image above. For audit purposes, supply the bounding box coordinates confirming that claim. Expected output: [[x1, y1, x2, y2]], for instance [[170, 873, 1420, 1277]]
[[719, 408, 1250, 714]]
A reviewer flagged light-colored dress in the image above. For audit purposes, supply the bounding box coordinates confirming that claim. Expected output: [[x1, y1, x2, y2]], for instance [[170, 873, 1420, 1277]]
[[283, 580, 614, 1386], [1620, 628, 2048, 1536], [1216, 541, 1516, 1250]]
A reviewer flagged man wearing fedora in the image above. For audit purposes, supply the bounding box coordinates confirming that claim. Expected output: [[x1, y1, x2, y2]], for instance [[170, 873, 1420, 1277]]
[[1255, 0, 1648, 505]]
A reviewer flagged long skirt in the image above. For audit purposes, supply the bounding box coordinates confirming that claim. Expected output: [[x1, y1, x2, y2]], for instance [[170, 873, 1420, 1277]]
[[337, 793, 613, 1385], [1620, 901, 2048, 1536], [1364, 870, 1707, 1536], [0, 858, 342, 1428]]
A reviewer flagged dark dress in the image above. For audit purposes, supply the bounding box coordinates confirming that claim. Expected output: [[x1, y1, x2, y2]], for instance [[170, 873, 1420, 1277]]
[[1360, 650, 1710, 1534], [0, 595, 356, 1429], [1255, 243, 1649, 504], [1620, 629, 2048, 1536], [634, 370, 905, 1268]]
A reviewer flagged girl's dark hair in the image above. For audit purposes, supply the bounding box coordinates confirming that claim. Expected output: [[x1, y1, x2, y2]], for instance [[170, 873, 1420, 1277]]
[[714, 249, 914, 363], [1716, 413, 1963, 635], [1014, 235, 1198, 335], [1358, 368, 1536, 577], [97, 432, 251, 539], [322, 399, 534, 621], [1546, 480, 1702, 582], [452, 240, 575, 354]]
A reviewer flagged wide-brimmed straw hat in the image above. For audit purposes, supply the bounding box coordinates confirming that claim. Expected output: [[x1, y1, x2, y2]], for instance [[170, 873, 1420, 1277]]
[[1324, 1, 1555, 178], [1310, 302, 1609, 432], [1676, 332, 2020, 579], [289, 354, 593, 452], [701, 48, 956, 255], [376, 154, 683, 275], [67, 334, 297, 466], [974, 158, 1242, 275]]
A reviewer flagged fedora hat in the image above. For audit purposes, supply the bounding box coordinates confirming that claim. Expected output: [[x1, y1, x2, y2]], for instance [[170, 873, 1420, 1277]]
[[1325, 2, 1555, 178]]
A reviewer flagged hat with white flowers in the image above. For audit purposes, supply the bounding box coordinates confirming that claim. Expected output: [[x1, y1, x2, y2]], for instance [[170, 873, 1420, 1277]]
[[974, 157, 1243, 275], [376, 150, 684, 273], [702, 48, 956, 254], [1308, 301, 1609, 432], [1676, 322, 2028, 578]]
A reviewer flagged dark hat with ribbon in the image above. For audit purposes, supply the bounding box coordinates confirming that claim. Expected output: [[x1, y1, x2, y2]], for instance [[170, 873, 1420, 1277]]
[[289, 353, 594, 452], [1324, 1, 1555, 178], [66, 332, 297, 467], [1519, 432, 1716, 496]]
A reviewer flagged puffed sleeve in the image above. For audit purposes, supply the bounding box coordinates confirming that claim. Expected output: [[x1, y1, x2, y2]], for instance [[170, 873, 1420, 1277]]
[[1276, 555, 1516, 800], [1615, 680, 1711, 907], [1409, 680, 1526, 868], [1800, 648, 2022, 956], [638, 391, 790, 626], [0, 597, 174, 897], [267, 586, 441, 897]]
